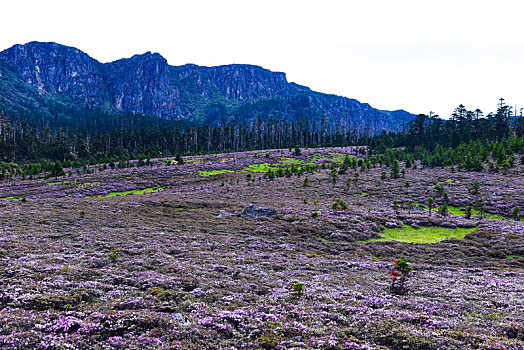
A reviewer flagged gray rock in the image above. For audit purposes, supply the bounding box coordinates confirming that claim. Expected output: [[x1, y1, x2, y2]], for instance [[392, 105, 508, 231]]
[[240, 204, 279, 218], [216, 209, 228, 218], [172, 313, 189, 324]]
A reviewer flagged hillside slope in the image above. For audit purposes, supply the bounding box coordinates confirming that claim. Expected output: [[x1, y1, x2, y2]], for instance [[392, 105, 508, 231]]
[[0, 42, 413, 134]]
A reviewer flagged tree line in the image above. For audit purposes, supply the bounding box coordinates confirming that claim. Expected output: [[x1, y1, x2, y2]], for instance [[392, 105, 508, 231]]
[[0, 113, 361, 163], [0, 100, 523, 168], [363, 101, 524, 152]]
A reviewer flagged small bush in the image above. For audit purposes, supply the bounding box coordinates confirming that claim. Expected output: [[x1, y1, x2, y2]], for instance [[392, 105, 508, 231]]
[[465, 206, 473, 219], [389, 258, 413, 295], [437, 204, 448, 216], [512, 206, 521, 221], [107, 248, 120, 261], [291, 282, 305, 298]]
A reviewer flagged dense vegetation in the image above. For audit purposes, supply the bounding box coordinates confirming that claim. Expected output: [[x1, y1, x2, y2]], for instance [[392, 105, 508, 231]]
[[0, 100, 523, 181], [362, 102, 524, 172], [365, 102, 523, 151], [0, 146, 522, 349]]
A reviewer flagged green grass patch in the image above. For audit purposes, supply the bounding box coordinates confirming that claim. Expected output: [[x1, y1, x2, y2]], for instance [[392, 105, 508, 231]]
[[243, 163, 280, 172], [437, 179, 460, 184], [198, 169, 234, 176], [279, 157, 305, 165], [245, 154, 358, 173], [309, 154, 329, 163], [78, 182, 103, 187], [362, 225, 477, 244], [93, 187, 164, 198], [47, 181, 72, 185], [307, 153, 359, 165], [353, 192, 369, 197], [0, 196, 22, 200], [421, 205, 507, 220], [328, 152, 349, 163], [319, 236, 336, 243]]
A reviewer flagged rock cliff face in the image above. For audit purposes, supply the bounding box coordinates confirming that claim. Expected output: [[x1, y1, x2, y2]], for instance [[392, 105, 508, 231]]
[[0, 41, 414, 133], [0, 42, 104, 103], [106, 52, 181, 118], [209, 64, 289, 100]]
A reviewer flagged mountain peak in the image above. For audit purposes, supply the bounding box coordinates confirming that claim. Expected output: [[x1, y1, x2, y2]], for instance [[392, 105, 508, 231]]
[[0, 41, 414, 134], [130, 51, 165, 61], [4, 41, 90, 58]]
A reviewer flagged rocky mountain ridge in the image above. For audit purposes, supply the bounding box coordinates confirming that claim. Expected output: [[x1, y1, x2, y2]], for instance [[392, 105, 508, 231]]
[[0, 41, 414, 133]]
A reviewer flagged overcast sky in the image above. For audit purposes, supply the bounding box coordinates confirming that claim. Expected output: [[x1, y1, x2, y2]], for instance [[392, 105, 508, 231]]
[[2, 0, 524, 118]]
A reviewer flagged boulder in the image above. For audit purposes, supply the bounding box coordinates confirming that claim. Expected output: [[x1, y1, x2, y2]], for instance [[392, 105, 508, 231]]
[[240, 204, 279, 218]]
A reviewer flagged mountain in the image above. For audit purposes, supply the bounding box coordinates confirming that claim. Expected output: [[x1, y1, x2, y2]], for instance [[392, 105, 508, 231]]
[[0, 41, 414, 134]]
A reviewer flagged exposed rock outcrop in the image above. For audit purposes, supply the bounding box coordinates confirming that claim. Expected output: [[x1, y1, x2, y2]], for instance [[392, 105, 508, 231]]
[[0, 41, 414, 133]]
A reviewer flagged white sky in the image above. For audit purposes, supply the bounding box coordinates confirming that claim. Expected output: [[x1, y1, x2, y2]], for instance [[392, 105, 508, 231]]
[[2, 0, 524, 118]]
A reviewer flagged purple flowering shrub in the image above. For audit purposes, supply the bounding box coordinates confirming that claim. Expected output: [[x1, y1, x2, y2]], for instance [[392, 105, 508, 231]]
[[0, 147, 522, 348]]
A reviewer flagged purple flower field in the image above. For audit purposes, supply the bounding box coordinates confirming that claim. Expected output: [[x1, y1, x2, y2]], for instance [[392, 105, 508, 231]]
[[0, 147, 523, 349]]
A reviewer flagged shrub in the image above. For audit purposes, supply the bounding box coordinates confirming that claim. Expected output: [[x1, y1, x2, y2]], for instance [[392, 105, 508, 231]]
[[107, 248, 120, 262], [406, 200, 415, 213], [331, 198, 348, 211], [28, 294, 82, 311], [390, 160, 400, 178], [437, 204, 448, 216], [291, 282, 305, 298], [476, 197, 486, 219], [426, 197, 436, 217], [435, 184, 445, 197], [303, 176, 309, 187], [392, 201, 400, 214], [513, 206, 521, 221], [465, 206, 473, 219], [468, 181, 480, 195], [389, 258, 413, 295]]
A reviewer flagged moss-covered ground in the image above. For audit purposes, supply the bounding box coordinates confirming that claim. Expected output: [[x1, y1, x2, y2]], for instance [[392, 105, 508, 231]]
[[363, 225, 478, 243], [198, 169, 234, 176]]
